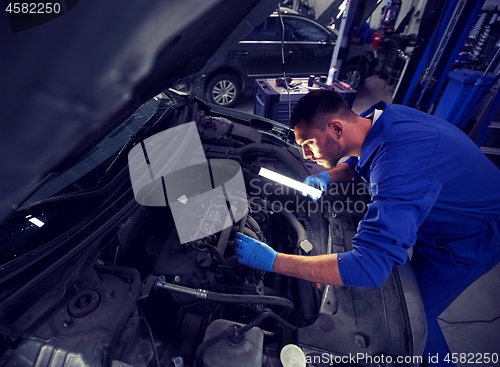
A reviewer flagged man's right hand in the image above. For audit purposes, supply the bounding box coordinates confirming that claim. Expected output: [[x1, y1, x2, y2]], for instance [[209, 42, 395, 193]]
[[234, 232, 278, 272]]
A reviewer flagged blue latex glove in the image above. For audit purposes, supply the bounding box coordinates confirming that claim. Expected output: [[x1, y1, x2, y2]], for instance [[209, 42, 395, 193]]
[[234, 232, 278, 272], [303, 171, 330, 200]]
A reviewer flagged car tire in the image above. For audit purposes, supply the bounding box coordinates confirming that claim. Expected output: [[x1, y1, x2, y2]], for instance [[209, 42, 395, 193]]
[[341, 64, 365, 90], [206, 74, 240, 107]]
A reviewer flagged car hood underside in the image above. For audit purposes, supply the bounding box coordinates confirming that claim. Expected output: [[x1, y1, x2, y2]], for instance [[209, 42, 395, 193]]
[[0, 0, 280, 223]]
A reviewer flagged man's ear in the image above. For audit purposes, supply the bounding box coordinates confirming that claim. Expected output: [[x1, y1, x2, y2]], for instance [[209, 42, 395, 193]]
[[328, 120, 343, 138]]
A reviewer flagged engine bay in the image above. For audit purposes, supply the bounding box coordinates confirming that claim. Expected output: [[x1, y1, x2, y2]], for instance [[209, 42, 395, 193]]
[[0, 97, 421, 367]]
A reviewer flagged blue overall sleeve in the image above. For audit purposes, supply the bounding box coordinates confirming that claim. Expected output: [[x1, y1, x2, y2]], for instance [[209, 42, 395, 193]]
[[337, 140, 443, 288]]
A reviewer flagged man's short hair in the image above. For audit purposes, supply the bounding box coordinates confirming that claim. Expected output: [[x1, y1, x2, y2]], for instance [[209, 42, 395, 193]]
[[290, 89, 356, 130]]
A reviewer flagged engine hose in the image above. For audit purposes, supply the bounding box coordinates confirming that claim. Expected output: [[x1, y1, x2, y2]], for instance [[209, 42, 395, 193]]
[[194, 311, 298, 365], [245, 216, 263, 240], [155, 280, 294, 315], [238, 210, 248, 232], [206, 292, 293, 314], [230, 225, 259, 240], [242, 227, 259, 240], [252, 198, 307, 246]]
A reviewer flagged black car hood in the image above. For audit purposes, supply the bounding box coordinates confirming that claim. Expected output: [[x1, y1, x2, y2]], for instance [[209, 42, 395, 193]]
[[0, 0, 280, 223], [316, 0, 381, 34]]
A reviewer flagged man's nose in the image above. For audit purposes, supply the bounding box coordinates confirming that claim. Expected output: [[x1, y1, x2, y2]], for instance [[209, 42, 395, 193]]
[[302, 146, 313, 159]]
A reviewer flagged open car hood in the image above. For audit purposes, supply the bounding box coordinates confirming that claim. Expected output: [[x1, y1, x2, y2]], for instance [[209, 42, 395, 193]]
[[0, 0, 280, 223]]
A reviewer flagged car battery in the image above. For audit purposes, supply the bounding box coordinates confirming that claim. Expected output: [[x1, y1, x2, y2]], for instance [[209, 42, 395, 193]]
[[254, 78, 357, 125]]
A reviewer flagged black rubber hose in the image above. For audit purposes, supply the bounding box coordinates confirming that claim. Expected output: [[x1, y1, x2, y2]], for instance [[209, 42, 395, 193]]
[[231, 225, 259, 240], [236, 142, 311, 245], [245, 216, 263, 240], [237, 310, 298, 333], [205, 292, 294, 314], [275, 206, 307, 245], [194, 311, 298, 365], [242, 227, 259, 240], [238, 210, 248, 233], [195, 327, 234, 366], [155, 281, 294, 315], [252, 198, 307, 245]]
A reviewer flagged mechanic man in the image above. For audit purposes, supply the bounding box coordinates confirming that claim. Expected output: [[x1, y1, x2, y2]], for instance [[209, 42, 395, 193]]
[[234, 89, 500, 363], [353, 21, 374, 45]]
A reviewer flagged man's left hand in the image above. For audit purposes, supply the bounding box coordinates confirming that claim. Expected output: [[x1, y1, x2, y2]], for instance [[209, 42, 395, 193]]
[[303, 171, 330, 200]]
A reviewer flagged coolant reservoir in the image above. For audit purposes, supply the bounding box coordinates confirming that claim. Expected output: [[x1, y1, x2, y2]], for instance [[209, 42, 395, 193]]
[[202, 319, 264, 367]]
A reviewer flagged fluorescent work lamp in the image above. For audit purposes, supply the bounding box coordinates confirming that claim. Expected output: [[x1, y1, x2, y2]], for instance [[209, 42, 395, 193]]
[[257, 167, 323, 200]]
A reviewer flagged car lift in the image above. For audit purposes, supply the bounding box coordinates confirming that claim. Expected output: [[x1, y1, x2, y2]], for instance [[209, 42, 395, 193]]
[[397, 0, 486, 109], [325, 0, 381, 80], [328, 0, 352, 74]]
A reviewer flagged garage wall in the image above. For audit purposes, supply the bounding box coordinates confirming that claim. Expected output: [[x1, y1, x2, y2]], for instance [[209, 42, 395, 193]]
[[485, 0, 500, 6], [373, 0, 500, 35], [312, 0, 424, 33], [310, 0, 334, 20], [312, 0, 500, 35]]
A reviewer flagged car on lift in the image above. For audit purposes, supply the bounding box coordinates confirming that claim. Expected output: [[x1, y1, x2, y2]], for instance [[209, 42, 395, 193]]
[[0, 1, 423, 366], [195, 12, 379, 107]]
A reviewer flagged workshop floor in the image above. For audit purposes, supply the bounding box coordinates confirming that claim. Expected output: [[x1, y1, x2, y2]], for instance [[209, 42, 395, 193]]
[[233, 75, 500, 366]]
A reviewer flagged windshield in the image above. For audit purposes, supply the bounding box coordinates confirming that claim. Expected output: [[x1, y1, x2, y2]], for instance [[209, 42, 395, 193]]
[[0, 95, 163, 265], [20, 96, 162, 208]]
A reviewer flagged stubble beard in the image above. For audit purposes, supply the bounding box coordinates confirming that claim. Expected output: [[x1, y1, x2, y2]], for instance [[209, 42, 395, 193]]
[[320, 134, 343, 169]]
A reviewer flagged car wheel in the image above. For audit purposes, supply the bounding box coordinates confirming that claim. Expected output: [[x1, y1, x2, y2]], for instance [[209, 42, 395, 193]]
[[206, 74, 240, 107], [341, 65, 364, 89]]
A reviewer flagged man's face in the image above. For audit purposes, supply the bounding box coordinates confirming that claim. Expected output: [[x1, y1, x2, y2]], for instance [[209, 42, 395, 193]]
[[294, 121, 343, 169]]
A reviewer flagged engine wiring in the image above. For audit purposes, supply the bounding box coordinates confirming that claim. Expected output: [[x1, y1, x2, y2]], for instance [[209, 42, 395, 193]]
[[139, 307, 161, 367]]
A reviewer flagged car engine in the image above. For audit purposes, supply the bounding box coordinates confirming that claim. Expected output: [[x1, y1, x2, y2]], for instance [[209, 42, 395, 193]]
[[0, 96, 422, 367]]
